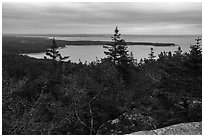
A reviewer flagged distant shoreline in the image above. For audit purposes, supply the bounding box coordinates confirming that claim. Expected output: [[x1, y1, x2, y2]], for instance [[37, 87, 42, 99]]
[[64, 40, 176, 47]]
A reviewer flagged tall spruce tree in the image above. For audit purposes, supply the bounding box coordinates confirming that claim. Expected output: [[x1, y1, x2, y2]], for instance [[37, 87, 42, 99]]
[[103, 27, 131, 65], [186, 37, 202, 71], [186, 37, 202, 97], [45, 38, 69, 62], [44, 38, 70, 100]]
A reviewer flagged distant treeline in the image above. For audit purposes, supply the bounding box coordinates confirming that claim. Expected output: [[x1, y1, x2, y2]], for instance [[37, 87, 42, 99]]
[[2, 36, 66, 54]]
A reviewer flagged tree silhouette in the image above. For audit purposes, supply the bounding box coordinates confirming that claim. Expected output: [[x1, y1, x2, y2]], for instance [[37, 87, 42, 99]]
[[186, 37, 202, 72], [45, 38, 69, 62], [189, 37, 202, 57], [43, 38, 70, 100], [174, 47, 182, 55], [148, 47, 156, 60], [103, 27, 131, 65]]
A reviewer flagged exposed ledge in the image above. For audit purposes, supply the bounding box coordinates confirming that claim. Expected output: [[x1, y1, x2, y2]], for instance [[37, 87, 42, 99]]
[[129, 122, 202, 135]]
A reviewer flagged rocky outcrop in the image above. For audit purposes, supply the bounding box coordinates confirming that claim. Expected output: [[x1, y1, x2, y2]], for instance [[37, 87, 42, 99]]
[[130, 122, 202, 135], [97, 111, 157, 135], [97, 97, 201, 135]]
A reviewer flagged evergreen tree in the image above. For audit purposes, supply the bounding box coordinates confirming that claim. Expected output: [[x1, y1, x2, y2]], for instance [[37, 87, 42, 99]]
[[189, 37, 202, 58], [173, 47, 183, 64], [130, 52, 137, 66], [45, 38, 69, 62], [174, 46, 182, 55], [185, 37, 202, 98], [44, 38, 70, 100], [185, 37, 202, 73], [148, 47, 156, 60], [103, 27, 131, 65]]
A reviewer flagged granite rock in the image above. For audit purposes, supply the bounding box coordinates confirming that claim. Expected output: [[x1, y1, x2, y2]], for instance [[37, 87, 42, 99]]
[[130, 122, 202, 135]]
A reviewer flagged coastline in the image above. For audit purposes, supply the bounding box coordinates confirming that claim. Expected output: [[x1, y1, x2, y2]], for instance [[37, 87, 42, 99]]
[[64, 40, 176, 47]]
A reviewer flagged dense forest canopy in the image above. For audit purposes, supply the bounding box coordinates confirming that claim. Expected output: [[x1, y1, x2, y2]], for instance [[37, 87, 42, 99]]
[[2, 28, 202, 135]]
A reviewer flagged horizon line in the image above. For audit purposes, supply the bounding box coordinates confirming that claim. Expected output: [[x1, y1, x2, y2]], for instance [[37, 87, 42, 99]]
[[2, 33, 202, 36]]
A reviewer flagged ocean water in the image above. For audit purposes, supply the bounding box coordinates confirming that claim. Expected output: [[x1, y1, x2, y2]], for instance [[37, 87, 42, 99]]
[[26, 35, 201, 63]]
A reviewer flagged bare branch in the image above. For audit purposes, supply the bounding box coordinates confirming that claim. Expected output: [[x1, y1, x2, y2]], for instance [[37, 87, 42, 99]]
[[89, 104, 94, 135], [48, 114, 57, 135], [74, 109, 88, 128]]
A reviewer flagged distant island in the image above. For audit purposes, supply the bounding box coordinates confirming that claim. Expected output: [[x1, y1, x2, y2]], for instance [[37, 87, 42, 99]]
[[64, 40, 176, 47]]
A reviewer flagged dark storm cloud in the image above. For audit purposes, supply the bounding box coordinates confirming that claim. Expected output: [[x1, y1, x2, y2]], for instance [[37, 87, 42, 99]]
[[2, 2, 202, 35]]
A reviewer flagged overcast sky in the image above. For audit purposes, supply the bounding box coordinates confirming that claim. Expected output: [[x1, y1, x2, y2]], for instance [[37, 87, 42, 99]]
[[2, 2, 202, 35]]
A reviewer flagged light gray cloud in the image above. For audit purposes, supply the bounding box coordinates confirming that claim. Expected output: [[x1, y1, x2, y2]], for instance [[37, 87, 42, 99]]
[[2, 2, 202, 35]]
